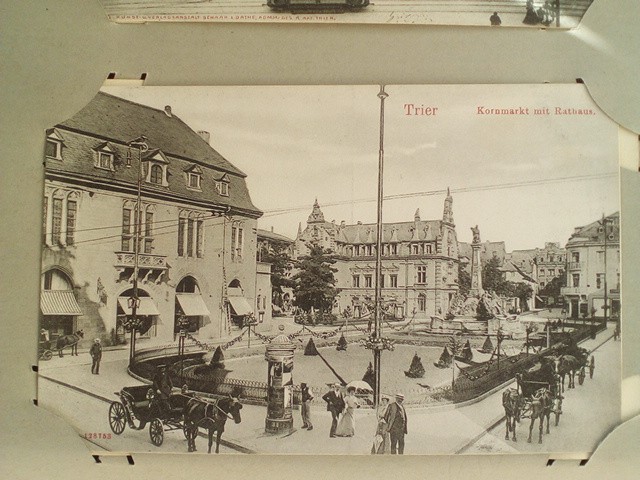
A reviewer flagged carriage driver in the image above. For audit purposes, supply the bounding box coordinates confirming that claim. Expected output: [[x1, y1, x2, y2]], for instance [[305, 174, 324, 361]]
[[152, 365, 174, 414]]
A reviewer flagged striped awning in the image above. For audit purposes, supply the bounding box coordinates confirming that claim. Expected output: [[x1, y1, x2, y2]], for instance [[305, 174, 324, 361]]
[[117, 297, 160, 316], [40, 290, 83, 316], [228, 296, 252, 316], [176, 294, 210, 316]]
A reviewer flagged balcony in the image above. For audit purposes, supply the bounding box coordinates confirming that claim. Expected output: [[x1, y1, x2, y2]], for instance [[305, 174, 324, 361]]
[[115, 251, 167, 270], [561, 286, 582, 295], [568, 262, 583, 271]]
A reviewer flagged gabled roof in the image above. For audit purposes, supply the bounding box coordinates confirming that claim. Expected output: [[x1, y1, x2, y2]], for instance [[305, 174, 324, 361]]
[[48, 92, 261, 217], [257, 229, 294, 244], [59, 92, 245, 176], [567, 212, 620, 245]]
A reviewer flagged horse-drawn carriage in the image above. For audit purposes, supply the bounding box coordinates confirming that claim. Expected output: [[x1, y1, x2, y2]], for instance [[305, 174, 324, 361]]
[[108, 385, 243, 452], [108, 385, 193, 446], [503, 358, 563, 444]]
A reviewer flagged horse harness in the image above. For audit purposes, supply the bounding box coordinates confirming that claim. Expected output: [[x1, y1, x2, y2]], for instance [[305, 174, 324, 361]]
[[193, 395, 234, 421]]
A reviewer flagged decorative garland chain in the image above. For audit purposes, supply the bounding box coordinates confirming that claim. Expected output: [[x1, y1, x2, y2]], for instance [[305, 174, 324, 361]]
[[184, 328, 248, 352]]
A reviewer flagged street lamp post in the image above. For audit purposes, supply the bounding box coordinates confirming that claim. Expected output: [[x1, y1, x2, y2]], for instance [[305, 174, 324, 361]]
[[127, 136, 149, 365], [372, 85, 388, 408]]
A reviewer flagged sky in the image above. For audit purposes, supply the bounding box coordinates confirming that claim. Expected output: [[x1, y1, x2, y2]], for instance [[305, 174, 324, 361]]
[[101, 84, 619, 251]]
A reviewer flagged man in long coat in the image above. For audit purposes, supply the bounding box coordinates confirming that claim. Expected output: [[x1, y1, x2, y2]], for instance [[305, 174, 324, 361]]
[[90, 338, 102, 374], [322, 383, 345, 437], [384, 393, 408, 454]]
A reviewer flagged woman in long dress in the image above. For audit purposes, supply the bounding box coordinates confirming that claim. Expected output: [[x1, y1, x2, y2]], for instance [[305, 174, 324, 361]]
[[371, 396, 391, 454], [335, 386, 359, 437]]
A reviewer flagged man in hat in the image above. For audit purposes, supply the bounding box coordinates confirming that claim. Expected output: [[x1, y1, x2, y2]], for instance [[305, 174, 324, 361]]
[[90, 338, 102, 374], [384, 393, 408, 454], [152, 364, 173, 414], [300, 382, 314, 430], [322, 383, 345, 437]]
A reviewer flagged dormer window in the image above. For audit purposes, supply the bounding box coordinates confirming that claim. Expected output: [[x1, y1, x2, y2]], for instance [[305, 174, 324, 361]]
[[45, 129, 65, 160], [185, 164, 203, 191], [93, 143, 116, 171], [143, 149, 170, 187], [216, 173, 230, 197]]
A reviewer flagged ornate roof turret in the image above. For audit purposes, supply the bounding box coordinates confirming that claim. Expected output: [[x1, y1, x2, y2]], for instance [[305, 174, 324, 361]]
[[443, 187, 454, 224], [414, 208, 421, 222], [307, 198, 326, 224]]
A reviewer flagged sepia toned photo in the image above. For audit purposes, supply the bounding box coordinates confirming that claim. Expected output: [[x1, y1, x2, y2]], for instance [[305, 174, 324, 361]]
[[37, 84, 621, 455], [100, 0, 594, 28]]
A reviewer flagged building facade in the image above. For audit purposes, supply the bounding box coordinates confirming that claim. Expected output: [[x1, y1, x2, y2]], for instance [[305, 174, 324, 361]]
[[561, 212, 620, 319], [40, 92, 267, 347], [294, 192, 460, 320]]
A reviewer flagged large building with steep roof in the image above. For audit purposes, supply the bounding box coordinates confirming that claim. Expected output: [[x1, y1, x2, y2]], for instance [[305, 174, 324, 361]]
[[41, 91, 267, 347], [295, 192, 460, 319]]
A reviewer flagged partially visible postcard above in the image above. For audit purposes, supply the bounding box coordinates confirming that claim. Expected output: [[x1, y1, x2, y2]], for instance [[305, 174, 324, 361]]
[[100, 1, 594, 28], [38, 84, 622, 456]]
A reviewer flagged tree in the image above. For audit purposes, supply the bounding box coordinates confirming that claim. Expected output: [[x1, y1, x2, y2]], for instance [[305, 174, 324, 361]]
[[292, 245, 338, 314], [304, 337, 318, 356], [482, 256, 507, 294], [458, 263, 471, 297], [539, 275, 565, 304], [258, 242, 295, 307], [362, 362, 375, 390], [336, 333, 347, 351]]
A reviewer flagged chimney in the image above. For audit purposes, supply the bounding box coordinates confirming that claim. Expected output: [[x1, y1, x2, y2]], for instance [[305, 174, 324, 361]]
[[197, 130, 210, 144], [270, 226, 274, 232], [164, 105, 172, 117]]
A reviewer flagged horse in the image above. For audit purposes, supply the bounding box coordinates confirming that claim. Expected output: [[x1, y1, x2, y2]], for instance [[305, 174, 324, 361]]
[[184, 395, 242, 454], [502, 388, 521, 442], [554, 355, 581, 391], [527, 387, 552, 444], [55, 330, 84, 357]]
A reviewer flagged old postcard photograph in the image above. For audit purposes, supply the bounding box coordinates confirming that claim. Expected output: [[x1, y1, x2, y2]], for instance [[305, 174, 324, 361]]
[[101, 1, 594, 28], [37, 83, 621, 455]]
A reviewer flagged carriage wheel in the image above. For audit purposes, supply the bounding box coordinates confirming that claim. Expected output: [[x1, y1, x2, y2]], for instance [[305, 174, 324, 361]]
[[578, 367, 585, 386], [42, 350, 53, 361], [589, 365, 594, 379], [109, 402, 127, 435], [149, 418, 164, 446]]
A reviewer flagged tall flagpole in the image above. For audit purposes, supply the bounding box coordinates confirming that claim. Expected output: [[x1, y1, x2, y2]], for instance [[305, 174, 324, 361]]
[[373, 85, 388, 408]]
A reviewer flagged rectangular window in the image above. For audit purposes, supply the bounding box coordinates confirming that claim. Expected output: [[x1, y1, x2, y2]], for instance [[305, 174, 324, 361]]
[[365, 275, 373, 288], [187, 218, 194, 257], [217, 182, 229, 196], [572, 274, 580, 288], [597, 251, 605, 264], [380, 275, 385, 288], [390, 274, 398, 288], [425, 244, 432, 254], [539, 269, 545, 276], [237, 227, 244, 260], [144, 211, 153, 254], [52, 198, 63, 244], [177, 218, 185, 256], [45, 140, 60, 159], [43, 197, 48, 244], [43, 270, 53, 291], [66, 200, 77, 245], [196, 220, 203, 258], [352, 275, 360, 288], [98, 152, 112, 170], [121, 208, 132, 251], [417, 266, 427, 284], [596, 273, 604, 290], [412, 244, 419, 255], [188, 173, 201, 189], [231, 226, 237, 261], [572, 252, 580, 263], [391, 244, 398, 255]]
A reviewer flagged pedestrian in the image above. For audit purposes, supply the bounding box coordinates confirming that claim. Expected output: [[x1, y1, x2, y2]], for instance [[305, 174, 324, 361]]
[[301, 383, 314, 430], [490, 12, 502, 26], [371, 395, 391, 454], [90, 338, 102, 374], [384, 393, 408, 454], [335, 386, 360, 437], [322, 383, 345, 438]]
